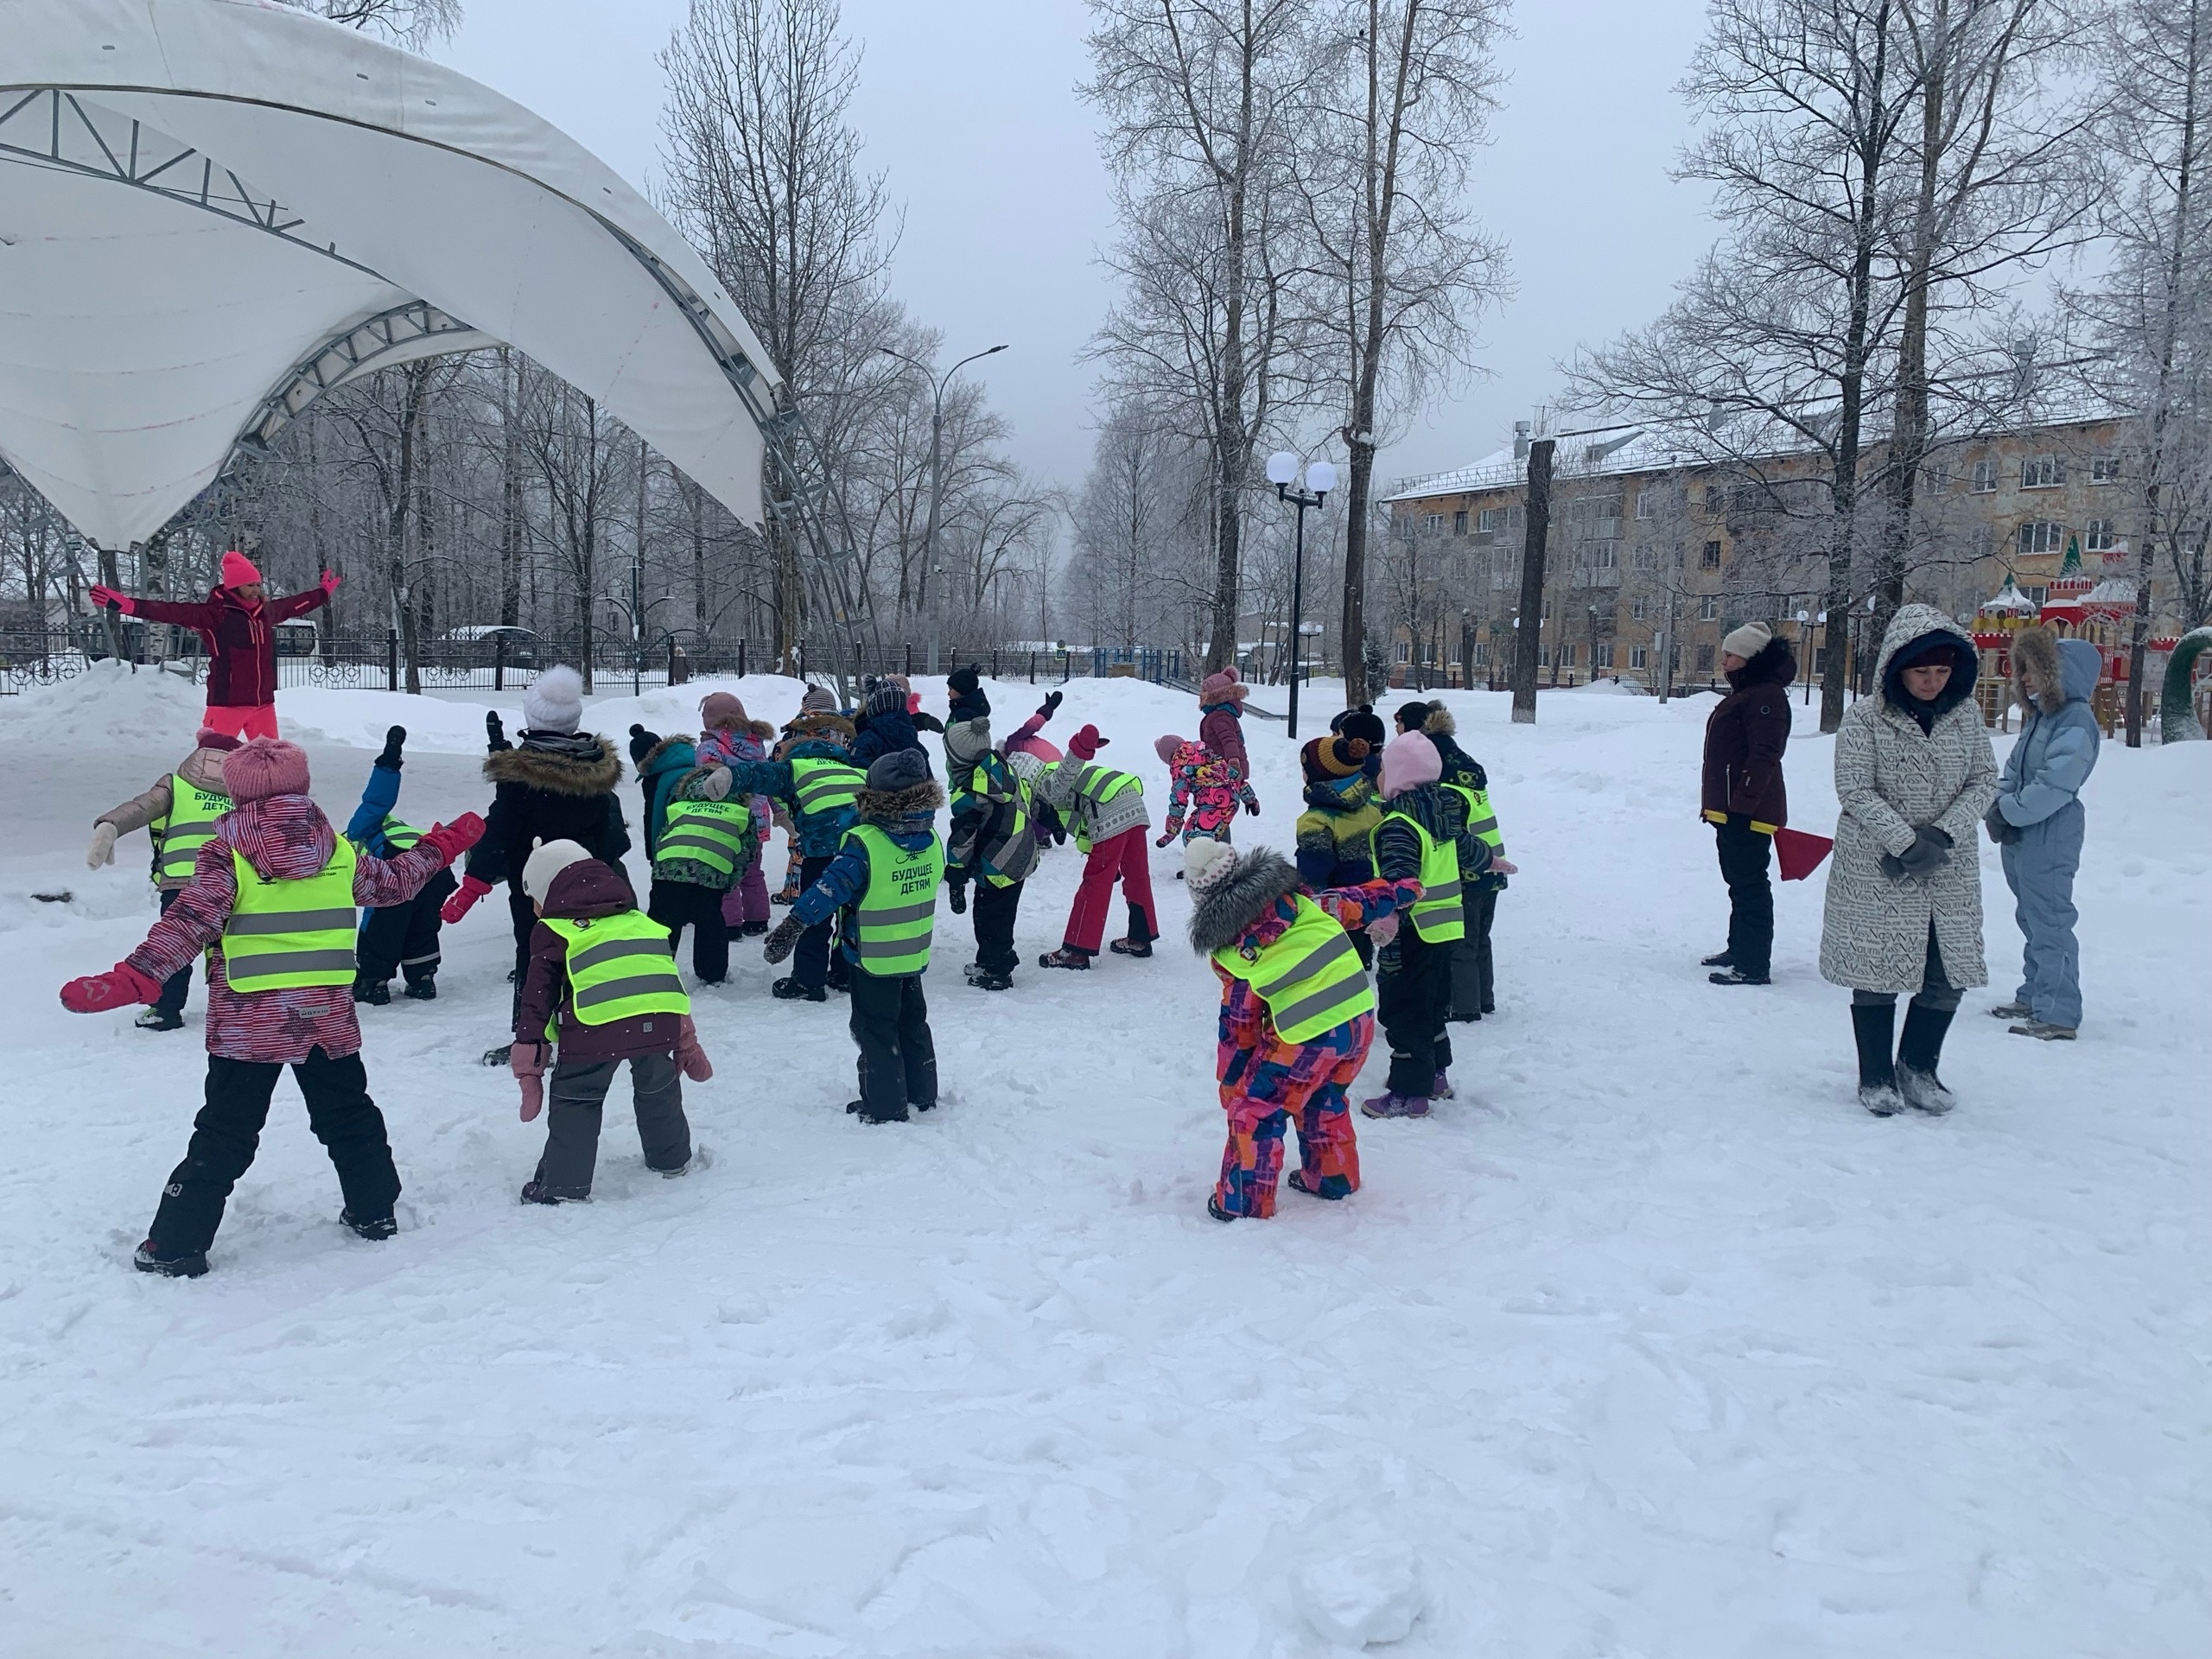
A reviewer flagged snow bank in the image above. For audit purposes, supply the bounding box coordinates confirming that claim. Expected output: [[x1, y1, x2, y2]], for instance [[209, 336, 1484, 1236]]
[[0, 674, 2205, 1657]]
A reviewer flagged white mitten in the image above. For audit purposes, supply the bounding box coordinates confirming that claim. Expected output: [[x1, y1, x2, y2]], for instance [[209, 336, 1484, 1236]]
[[86, 822, 118, 869]]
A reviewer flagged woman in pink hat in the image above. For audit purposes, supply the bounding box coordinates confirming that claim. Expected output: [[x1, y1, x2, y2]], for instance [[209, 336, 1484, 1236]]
[[90, 549, 340, 741]]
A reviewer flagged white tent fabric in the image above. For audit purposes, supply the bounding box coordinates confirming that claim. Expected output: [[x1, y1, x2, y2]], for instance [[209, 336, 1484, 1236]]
[[0, 0, 779, 549]]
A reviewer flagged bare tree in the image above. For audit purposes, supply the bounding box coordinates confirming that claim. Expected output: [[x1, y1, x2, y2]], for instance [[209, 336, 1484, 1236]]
[[1300, 0, 1510, 709], [1085, 0, 1321, 670], [296, 0, 465, 47]]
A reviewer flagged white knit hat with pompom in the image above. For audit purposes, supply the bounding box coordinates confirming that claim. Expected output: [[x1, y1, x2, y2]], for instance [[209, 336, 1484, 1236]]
[[1185, 838, 1239, 893]]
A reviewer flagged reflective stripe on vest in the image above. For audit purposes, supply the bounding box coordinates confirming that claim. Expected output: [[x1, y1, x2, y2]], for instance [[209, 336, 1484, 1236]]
[[1211, 893, 1376, 1044], [655, 798, 753, 877], [848, 823, 944, 976], [1382, 810, 1465, 942], [969, 757, 1033, 888], [791, 756, 865, 823], [220, 838, 359, 991], [380, 815, 423, 851], [1071, 763, 1140, 853], [543, 912, 691, 1026], [1441, 781, 1503, 866], [155, 774, 232, 883]]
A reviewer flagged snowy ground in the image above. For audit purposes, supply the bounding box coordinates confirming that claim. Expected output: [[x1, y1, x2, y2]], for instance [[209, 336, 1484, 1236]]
[[0, 664, 2205, 1658]]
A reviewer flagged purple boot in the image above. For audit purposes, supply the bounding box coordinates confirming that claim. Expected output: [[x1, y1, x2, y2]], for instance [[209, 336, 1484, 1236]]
[[1431, 1071, 1454, 1100], [1361, 1091, 1433, 1120]]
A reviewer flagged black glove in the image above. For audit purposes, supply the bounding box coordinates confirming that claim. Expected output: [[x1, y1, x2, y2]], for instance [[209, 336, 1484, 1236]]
[[1985, 801, 2022, 847], [761, 914, 805, 965], [1039, 690, 1063, 719], [912, 711, 945, 734], [376, 725, 406, 771], [486, 710, 509, 753], [947, 875, 968, 914], [1244, 799, 1260, 817], [628, 724, 662, 766], [1884, 824, 1954, 880]]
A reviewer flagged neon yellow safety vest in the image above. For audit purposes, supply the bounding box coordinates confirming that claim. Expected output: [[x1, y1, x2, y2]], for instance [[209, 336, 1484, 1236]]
[[790, 756, 865, 825], [847, 823, 944, 977], [379, 816, 422, 851], [1382, 810, 1465, 943], [220, 838, 359, 992], [1211, 893, 1376, 1043], [153, 774, 232, 883], [542, 912, 691, 1026], [965, 756, 1033, 888], [654, 798, 753, 879], [1069, 762, 1141, 854], [1441, 781, 1503, 865]]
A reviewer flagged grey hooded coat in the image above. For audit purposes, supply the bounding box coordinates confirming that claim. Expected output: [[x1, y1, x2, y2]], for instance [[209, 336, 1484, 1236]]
[[1819, 603, 2000, 994]]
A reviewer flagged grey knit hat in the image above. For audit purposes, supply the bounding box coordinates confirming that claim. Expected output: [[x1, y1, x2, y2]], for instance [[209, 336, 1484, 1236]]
[[865, 748, 932, 792]]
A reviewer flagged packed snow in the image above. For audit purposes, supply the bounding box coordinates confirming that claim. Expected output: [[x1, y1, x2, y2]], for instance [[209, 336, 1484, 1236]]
[[0, 663, 2205, 1657]]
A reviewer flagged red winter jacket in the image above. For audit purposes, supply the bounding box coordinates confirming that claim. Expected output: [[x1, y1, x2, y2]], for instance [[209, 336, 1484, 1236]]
[[126, 794, 453, 1063], [130, 583, 331, 708]]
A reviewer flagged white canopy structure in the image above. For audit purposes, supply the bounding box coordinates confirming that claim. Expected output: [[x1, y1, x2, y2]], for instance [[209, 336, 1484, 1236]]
[[0, 0, 784, 551]]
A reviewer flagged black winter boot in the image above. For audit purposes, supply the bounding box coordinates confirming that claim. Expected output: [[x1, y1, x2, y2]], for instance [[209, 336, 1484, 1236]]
[[1896, 1002, 1958, 1115], [353, 976, 391, 1006], [340, 1207, 397, 1241], [133, 1239, 209, 1278], [402, 976, 437, 1001], [1851, 1003, 1903, 1116]]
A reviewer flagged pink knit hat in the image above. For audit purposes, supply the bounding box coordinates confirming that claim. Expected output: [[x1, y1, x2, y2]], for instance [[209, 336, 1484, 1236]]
[[1379, 730, 1441, 800], [220, 550, 263, 588], [221, 736, 311, 803], [1154, 734, 1186, 764], [698, 691, 746, 730], [1199, 669, 1247, 702]]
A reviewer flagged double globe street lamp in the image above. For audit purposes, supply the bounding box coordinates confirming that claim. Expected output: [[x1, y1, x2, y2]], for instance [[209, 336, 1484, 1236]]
[[1265, 450, 1336, 739]]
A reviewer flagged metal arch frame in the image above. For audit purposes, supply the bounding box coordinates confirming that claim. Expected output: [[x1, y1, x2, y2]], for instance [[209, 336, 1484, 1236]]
[[0, 83, 880, 690]]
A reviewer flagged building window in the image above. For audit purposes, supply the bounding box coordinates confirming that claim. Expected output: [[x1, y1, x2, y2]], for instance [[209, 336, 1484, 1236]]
[[1970, 458, 1999, 493], [1630, 645, 1649, 671], [1700, 540, 1722, 569], [1579, 542, 1618, 569], [2026, 583, 2049, 604], [1699, 595, 1719, 621], [2090, 454, 2120, 484], [1536, 643, 1551, 667], [1594, 641, 1615, 670], [1923, 463, 1949, 494], [1696, 644, 1715, 672], [2085, 518, 2115, 552], [1635, 492, 1655, 520], [2018, 520, 2066, 556], [1560, 643, 1577, 668], [1394, 639, 1410, 664], [1452, 508, 1469, 536], [1630, 595, 1649, 621], [1423, 513, 1446, 533], [2021, 454, 2063, 489], [1473, 642, 1489, 665], [1631, 543, 1656, 570], [1705, 486, 1727, 514]]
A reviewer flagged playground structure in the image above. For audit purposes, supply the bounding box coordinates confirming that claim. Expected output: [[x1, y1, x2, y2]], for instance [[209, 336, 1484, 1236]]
[[1971, 541, 2199, 737]]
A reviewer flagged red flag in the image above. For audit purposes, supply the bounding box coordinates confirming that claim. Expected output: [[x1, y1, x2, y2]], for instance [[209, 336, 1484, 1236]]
[[1775, 826, 1834, 882]]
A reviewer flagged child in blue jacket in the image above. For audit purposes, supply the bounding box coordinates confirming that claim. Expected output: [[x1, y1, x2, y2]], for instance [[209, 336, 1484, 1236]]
[[346, 726, 458, 1004]]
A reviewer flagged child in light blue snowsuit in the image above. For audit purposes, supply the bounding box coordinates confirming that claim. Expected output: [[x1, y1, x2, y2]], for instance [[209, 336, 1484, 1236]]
[[1987, 631, 2101, 1037]]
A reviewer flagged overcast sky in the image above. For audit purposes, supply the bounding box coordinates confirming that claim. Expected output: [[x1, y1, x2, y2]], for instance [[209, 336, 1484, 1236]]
[[437, 0, 1719, 495]]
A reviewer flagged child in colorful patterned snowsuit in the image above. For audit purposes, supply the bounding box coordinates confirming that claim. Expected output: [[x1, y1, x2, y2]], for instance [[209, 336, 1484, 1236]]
[[1154, 735, 1258, 850], [696, 692, 777, 938], [1185, 839, 1419, 1220]]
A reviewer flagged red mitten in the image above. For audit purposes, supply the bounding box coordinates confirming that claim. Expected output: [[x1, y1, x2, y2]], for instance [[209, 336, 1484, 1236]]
[[676, 1015, 714, 1083], [510, 1040, 550, 1122], [421, 814, 486, 865], [320, 569, 342, 595], [60, 960, 163, 1013], [441, 874, 494, 925], [87, 585, 137, 615]]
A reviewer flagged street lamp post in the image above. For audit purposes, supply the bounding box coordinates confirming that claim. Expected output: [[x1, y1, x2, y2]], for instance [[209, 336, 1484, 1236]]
[[1265, 451, 1336, 739], [880, 341, 1007, 676]]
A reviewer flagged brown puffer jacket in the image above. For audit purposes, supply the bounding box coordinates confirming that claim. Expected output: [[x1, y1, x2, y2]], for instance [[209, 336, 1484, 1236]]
[[1700, 636, 1796, 830], [514, 857, 683, 1063], [97, 741, 238, 889]]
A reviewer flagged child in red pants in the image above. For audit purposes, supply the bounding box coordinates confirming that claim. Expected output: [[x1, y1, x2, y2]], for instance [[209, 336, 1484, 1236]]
[[1183, 839, 1418, 1220]]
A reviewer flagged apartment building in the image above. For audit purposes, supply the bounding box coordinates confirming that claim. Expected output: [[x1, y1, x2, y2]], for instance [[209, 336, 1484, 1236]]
[[1377, 411, 2140, 689]]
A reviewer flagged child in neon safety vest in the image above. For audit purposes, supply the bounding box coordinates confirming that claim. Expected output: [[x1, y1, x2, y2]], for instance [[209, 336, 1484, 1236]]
[[1185, 841, 1422, 1220], [644, 758, 749, 988], [85, 726, 241, 1032], [58, 737, 482, 1278], [343, 724, 459, 1005], [1363, 729, 1495, 1120], [763, 749, 944, 1123], [510, 842, 714, 1203]]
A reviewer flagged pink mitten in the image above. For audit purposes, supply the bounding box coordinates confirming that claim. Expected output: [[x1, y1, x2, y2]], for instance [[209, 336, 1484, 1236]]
[[510, 1040, 550, 1122], [676, 1015, 714, 1083], [1367, 912, 1401, 948]]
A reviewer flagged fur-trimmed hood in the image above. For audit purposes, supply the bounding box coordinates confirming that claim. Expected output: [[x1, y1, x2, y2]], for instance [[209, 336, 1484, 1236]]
[[484, 733, 623, 796], [1421, 704, 1457, 738], [2011, 624, 2095, 709], [1725, 635, 1797, 690], [781, 711, 855, 749], [856, 779, 944, 828], [1188, 847, 1301, 956]]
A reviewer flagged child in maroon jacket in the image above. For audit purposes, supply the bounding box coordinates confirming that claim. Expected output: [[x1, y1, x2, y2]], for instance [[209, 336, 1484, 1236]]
[[509, 842, 713, 1203]]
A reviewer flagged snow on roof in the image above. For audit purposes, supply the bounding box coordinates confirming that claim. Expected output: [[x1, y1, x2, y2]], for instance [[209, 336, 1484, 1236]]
[[0, 0, 781, 547], [1980, 576, 2041, 613]]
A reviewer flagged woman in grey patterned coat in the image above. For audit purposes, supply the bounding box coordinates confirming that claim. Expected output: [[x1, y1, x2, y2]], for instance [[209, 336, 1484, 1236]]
[[1820, 603, 1999, 1116]]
